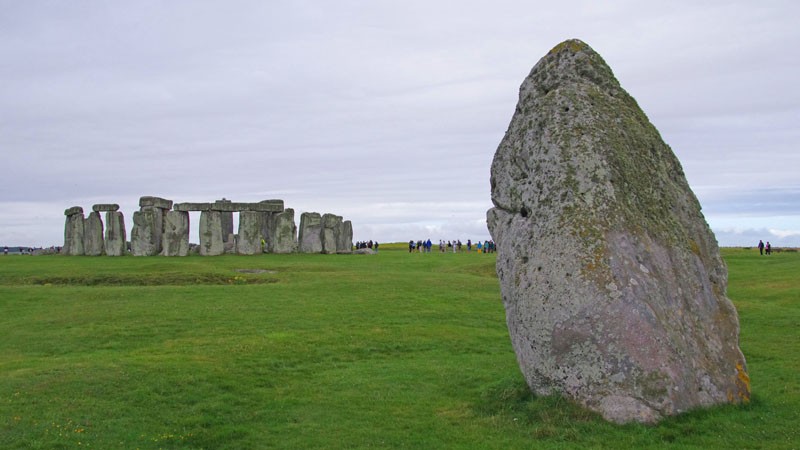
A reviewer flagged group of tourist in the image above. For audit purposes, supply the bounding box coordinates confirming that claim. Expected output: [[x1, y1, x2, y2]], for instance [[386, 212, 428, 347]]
[[355, 241, 379, 251], [757, 240, 773, 255], [408, 239, 496, 253]]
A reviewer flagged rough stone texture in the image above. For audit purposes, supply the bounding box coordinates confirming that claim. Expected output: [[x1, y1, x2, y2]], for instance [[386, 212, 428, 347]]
[[83, 211, 105, 256], [321, 214, 342, 254], [139, 196, 173, 210], [173, 202, 212, 212], [104, 211, 126, 256], [199, 210, 224, 256], [131, 207, 164, 256], [63, 210, 85, 255], [211, 200, 284, 212], [216, 199, 235, 242], [298, 212, 323, 253], [236, 211, 263, 255], [162, 211, 190, 256], [92, 203, 119, 212], [486, 39, 750, 424], [338, 220, 353, 253], [64, 206, 84, 217], [272, 208, 298, 254]]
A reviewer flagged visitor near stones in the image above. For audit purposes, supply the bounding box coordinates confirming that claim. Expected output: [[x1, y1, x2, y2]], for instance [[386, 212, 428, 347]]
[[487, 39, 750, 423]]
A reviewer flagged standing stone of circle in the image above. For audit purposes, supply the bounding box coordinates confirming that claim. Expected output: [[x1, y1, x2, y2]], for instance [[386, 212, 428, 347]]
[[272, 208, 297, 254], [131, 196, 172, 256], [298, 212, 323, 253], [338, 220, 353, 253], [321, 214, 342, 254], [237, 211, 263, 255], [486, 39, 750, 424], [216, 199, 234, 243], [63, 206, 85, 256], [83, 211, 105, 256], [199, 210, 224, 256], [162, 211, 190, 256], [131, 208, 162, 256], [104, 211, 126, 256], [260, 212, 275, 252]]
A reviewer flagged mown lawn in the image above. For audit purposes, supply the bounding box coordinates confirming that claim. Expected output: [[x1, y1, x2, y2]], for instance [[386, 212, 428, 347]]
[[0, 246, 797, 449]]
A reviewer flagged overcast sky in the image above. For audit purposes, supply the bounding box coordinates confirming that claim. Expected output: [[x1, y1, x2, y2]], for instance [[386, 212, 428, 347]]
[[1, 1, 798, 248]]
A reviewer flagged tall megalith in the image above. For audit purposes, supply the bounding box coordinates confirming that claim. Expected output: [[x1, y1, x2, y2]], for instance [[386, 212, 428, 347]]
[[339, 220, 353, 254], [321, 214, 342, 254], [83, 211, 105, 256], [272, 208, 297, 254], [104, 210, 126, 256], [162, 211, 190, 256], [237, 211, 263, 255], [199, 210, 224, 256], [131, 196, 172, 256], [298, 212, 323, 253], [486, 39, 749, 423], [63, 206, 85, 255]]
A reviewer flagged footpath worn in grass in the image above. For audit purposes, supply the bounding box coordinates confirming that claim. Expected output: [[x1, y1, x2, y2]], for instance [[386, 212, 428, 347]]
[[0, 247, 797, 449]]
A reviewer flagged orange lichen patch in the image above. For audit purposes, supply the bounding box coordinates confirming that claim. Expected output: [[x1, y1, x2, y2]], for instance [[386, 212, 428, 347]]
[[735, 361, 751, 403]]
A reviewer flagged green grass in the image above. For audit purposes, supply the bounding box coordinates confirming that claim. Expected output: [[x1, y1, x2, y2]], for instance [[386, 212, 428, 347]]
[[0, 247, 797, 449]]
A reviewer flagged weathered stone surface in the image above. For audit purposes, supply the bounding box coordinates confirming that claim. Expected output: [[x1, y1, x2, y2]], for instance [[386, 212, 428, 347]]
[[92, 203, 119, 212], [83, 211, 104, 256], [63, 211, 85, 255], [211, 200, 284, 212], [298, 212, 323, 253], [64, 206, 83, 217], [104, 211, 126, 256], [199, 210, 224, 256], [131, 207, 164, 256], [321, 214, 342, 254], [173, 202, 212, 212], [236, 211, 263, 255], [139, 196, 173, 210], [217, 199, 234, 242], [486, 39, 749, 424], [162, 211, 190, 256], [338, 220, 353, 254], [272, 208, 298, 254]]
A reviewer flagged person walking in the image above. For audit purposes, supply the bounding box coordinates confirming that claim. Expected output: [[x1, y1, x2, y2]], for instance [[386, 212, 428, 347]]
[[758, 240, 765, 255]]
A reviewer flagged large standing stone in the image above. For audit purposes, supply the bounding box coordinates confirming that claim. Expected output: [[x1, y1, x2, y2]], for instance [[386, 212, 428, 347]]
[[236, 211, 263, 255], [321, 214, 342, 254], [131, 207, 164, 256], [104, 211, 126, 256], [83, 211, 105, 256], [486, 39, 749, 424], [199, 210, 224, 256], [338, 220, 353, 254], [216, 199, 234, 243], [272, 208, 298, 254], [298, 212, 323, 253], [162, 211, 190, 256], [63, 207, 85, 256]]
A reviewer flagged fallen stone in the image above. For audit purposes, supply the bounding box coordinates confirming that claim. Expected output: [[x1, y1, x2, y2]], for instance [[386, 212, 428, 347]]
[[298, 212, 323, 253], [83, 211, 104, 256], [162, 210, 190, 256], [139, 196, 173, 210], [486, 39, 749, 424], [92, 204, 119, 212], [104, 211, 126, 256]]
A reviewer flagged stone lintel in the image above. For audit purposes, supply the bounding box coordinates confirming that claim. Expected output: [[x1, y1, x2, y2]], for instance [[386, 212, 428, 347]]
[[173, 202, 213, 212], [92, 203, 120, 212], [139, 196, 173, 210], [64, 206, 84, 216], [211, 200, 284, 212]]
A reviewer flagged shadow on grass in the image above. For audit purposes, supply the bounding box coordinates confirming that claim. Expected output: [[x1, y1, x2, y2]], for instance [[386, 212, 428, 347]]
[[21, 272, 279, 286]]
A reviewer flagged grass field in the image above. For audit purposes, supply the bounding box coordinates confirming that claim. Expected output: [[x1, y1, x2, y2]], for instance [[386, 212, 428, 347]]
[[0, 246, 797, 449]]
